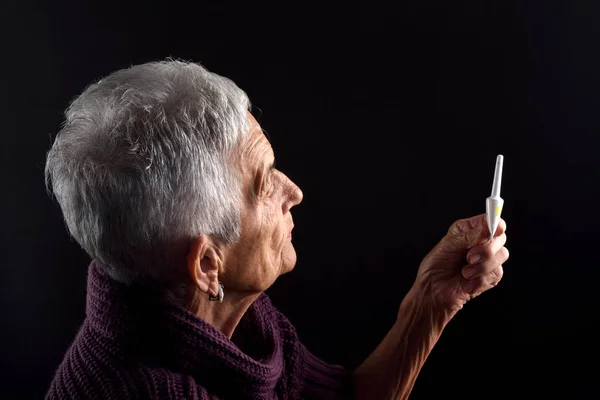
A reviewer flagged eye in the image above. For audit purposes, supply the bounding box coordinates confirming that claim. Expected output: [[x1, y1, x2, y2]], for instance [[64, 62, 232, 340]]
[[265, 171, 276, 196], [258, 173, 270, 196]]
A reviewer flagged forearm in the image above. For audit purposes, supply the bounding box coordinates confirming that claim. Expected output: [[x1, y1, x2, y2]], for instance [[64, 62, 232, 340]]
[[353, 286, 450, 400]]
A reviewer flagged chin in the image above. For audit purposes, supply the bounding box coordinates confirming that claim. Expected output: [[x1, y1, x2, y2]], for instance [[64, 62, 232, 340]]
[[280, 242, 297, 275]]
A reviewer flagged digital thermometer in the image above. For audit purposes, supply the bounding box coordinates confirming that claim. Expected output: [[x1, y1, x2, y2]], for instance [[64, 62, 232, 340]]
[[486, 155, 504, 241]]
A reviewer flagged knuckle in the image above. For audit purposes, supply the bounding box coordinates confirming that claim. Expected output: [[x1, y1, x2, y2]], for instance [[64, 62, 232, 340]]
[[490, 265, 504, 282], [454, 215, 481, 233], [481, 246, 495, 259], [451, 218, 469, 233]]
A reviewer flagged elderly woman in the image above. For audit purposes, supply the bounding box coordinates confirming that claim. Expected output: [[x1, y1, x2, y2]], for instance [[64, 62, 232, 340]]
[[45, 60, 509, 400]]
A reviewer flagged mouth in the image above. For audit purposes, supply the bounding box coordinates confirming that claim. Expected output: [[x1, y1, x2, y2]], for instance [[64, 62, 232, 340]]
[[288, 226, 294, 239]]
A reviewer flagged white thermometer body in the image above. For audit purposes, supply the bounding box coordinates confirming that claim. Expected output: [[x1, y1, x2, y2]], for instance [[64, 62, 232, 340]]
[[486, 155, 504, 241]]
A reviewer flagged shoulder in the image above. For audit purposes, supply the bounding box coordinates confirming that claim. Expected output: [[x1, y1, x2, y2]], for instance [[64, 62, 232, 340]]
[[48, 364, 216, 399], [46, 324, 216, 400], [46, 327, 138, 399], [47, 350, 216, 400]]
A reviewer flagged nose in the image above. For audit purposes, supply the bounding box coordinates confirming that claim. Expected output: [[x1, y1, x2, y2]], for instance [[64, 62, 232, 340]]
[[283, 179, 303, 214]]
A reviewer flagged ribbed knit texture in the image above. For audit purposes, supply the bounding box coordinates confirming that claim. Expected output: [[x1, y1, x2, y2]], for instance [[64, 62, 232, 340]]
[[46, 261, 352, 399]]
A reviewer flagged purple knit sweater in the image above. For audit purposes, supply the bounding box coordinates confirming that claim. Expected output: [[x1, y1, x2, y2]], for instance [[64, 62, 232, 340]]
[[46, 262, 352, 399]]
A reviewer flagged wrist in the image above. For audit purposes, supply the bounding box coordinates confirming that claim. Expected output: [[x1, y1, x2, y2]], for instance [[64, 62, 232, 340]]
[[399, 283, 453, 331]]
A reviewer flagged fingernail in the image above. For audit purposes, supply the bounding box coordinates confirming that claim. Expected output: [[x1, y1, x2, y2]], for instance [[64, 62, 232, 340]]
[[463, 266, 476, 279], [469, 254, 481, 264]]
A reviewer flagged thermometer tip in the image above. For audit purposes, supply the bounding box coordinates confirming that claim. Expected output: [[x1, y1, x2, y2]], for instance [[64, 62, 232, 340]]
[[491, 155, 504, 198]]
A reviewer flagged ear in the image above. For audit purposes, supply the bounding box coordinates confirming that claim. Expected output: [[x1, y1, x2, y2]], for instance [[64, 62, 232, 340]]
[[187, 236, 223, 298]]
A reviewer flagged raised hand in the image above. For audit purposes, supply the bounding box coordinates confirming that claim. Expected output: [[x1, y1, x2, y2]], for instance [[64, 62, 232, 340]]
[[412, 214, 509, 317]]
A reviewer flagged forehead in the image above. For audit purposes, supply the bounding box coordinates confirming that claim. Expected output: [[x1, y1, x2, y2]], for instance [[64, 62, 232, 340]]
[[231, 114, 274, 186], [239, 113, 273, 164]]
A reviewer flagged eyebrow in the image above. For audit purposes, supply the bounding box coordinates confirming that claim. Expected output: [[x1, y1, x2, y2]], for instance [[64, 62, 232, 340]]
[[261, 159, 276, 183]]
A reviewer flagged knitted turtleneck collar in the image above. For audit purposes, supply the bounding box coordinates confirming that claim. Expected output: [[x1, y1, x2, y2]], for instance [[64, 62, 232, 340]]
[[86, 261, 301, 398]]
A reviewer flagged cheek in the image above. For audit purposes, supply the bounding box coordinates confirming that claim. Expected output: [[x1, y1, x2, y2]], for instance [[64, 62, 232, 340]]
[[261, 199, 285, 262], [263, 199, 282, 238]]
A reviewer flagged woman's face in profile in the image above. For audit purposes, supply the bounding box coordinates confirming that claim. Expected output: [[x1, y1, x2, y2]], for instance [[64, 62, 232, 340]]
[[222, 113, 303, 293]]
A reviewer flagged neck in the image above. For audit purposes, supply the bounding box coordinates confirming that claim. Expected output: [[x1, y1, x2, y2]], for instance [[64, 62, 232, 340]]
[[192, 290, 261, 338]]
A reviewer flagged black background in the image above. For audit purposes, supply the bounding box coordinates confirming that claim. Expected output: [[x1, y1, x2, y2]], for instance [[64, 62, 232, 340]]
[[2, 0, 599, 398]]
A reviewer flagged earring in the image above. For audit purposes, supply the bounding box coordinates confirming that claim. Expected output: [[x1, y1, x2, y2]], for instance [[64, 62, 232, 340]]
[[208, 282, 224, 303]]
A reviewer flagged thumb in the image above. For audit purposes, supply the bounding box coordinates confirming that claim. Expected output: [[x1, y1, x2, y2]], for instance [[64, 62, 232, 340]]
[[447, 214, 489, 248]]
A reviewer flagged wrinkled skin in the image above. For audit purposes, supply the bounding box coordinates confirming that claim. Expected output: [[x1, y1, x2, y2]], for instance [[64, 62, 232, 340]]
[[412, 213, 508, 319]]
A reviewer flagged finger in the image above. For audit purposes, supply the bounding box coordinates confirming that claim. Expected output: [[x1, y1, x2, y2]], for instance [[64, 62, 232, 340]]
[[493, 218, 507, 237], [448, 214, 486, 236], [449, 215, 506, 236], [477, 216, 507, 244], [447, 214, 487, 247], [447, 215, 507, 249], [466, 232, 507, 265], [463, 265, 504, 295], [462, 246, 509, 280]]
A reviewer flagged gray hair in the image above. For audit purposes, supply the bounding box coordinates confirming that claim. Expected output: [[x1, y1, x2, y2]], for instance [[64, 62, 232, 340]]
[[45, 60, 251, 287]]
